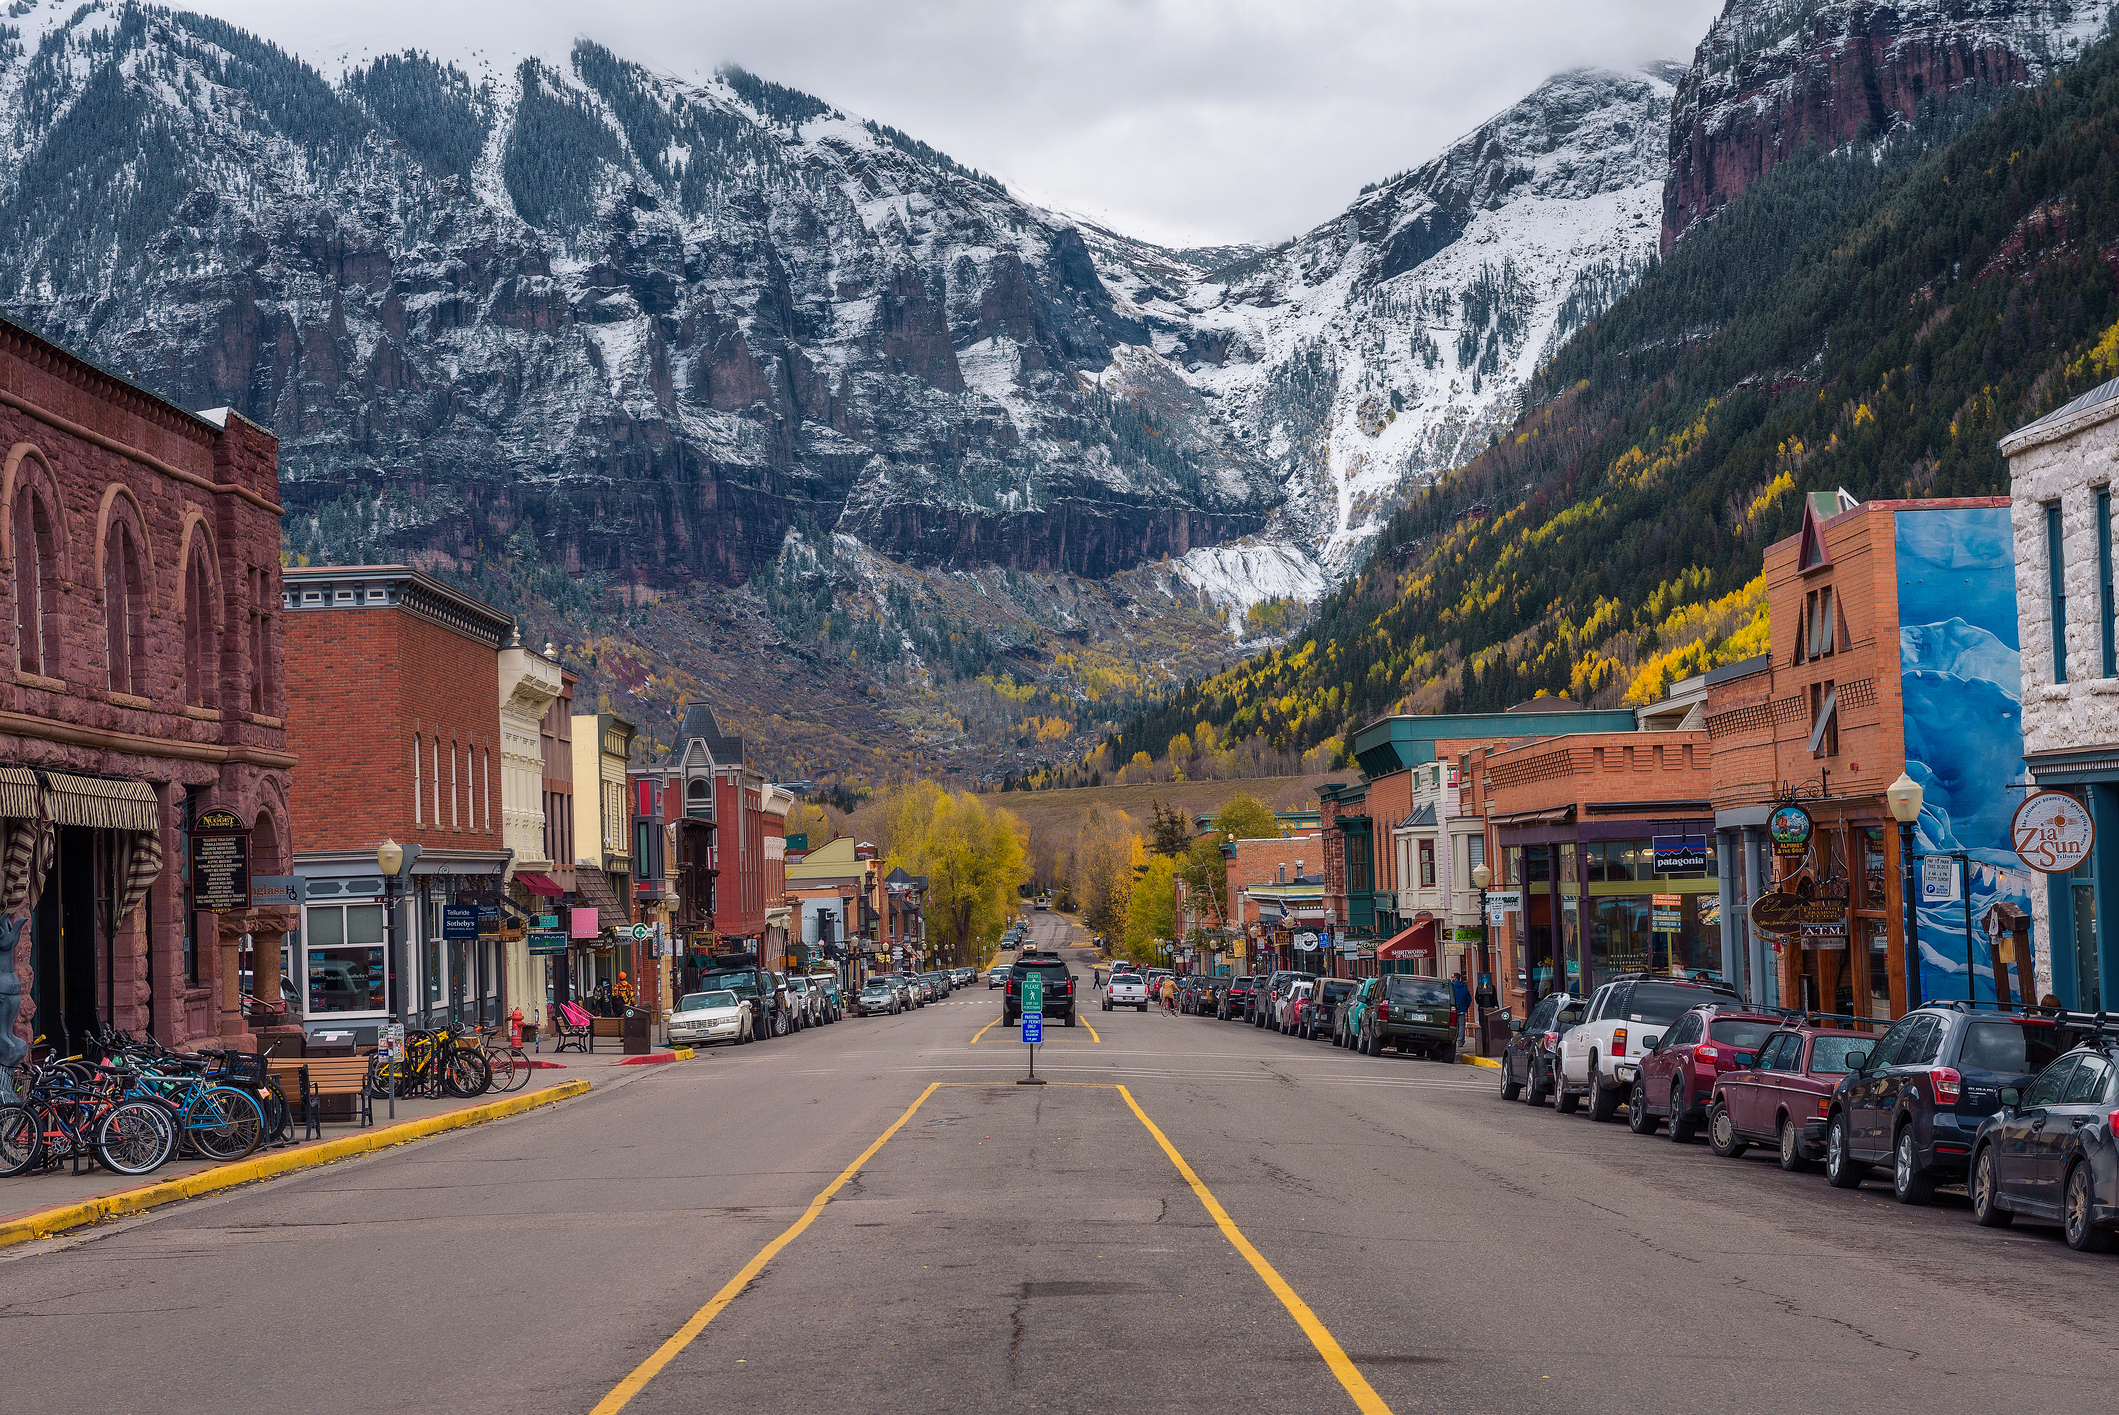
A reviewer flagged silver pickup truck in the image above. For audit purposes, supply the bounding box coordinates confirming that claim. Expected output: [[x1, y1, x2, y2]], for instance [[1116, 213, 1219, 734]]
[[1103, 971, 1149, 1012]]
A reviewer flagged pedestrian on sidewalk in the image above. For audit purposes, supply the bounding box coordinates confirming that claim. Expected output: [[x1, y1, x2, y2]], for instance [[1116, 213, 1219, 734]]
[[1452, 970, 1472, 1047]]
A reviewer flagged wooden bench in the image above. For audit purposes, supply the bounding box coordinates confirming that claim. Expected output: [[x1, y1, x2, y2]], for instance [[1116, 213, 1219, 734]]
[[590, 1017, 624, 1053], [267, 1057, 375, 1139], [264, 1059, 309, 1142]]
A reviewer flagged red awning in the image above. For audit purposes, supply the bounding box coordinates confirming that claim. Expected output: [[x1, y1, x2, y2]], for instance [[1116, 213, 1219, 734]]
[[1375, 920, 1436, 960], [516, 872, 564, 897]]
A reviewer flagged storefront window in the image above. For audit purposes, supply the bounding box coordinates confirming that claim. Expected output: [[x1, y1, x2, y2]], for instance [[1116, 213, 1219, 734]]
[[1505, 846, 1523, 886], [1592, 897, 1651, 977], [1671, 894, 1722, 978], [305, 903, 385, 1014], [1867, 919, 1892, 1019], [1863, 828, 1888, 909]]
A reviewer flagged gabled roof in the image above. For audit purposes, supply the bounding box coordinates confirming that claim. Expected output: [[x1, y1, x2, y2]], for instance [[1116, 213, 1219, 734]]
[[663, 701, 744, 771]]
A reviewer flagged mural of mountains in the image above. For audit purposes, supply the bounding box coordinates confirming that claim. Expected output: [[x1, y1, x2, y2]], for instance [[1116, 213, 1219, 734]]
[[0, 0, 2100, 782]]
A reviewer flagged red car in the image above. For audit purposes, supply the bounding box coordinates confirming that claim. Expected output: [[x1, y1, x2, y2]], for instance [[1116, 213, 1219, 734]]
[[1628, 1005, 1784, 1142], [1707, 1022, 1882, 1169]]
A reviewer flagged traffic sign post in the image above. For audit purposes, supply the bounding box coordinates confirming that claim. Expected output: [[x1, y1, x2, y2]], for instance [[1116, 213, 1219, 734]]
[[1019, 973, 1046, 1085]]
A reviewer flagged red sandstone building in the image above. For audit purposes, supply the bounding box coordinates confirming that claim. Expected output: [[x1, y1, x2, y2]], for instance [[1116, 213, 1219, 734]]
[[0, 316, 292, 1076], [281, 565, 513, 1032]]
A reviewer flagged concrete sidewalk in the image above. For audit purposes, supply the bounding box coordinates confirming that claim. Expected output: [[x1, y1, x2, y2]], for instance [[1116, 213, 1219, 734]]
[[0, 1045, 692, 1243]]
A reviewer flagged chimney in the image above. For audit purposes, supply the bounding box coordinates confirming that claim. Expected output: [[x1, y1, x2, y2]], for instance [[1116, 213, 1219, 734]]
[[1277, 863, 1286, 884], [1295, 858, 1305, 880]]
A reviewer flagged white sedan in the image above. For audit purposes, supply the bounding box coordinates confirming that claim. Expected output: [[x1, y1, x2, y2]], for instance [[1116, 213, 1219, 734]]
[[667, 989, 753, 1047]]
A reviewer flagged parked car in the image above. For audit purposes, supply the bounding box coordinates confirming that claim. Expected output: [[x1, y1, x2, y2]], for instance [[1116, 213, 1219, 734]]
[[1628, 1006, 1784, 1141], [1357, 973, 1458, 1060], [1275, 979, 1315, 1034], [921, 970, 951, 999], [1826, 1005, 2078, 1203], [897, 973, 931, 1005], [693, 965, 792, 1039], [1969, 1037, 2119, 1250], [1254, 971, 1315, 1027], [1179, 975, 1216, 1015], [1499, 992, 1583, 1105], [1304, 979, 1356, 1040], [1708, 1023, 1879, 1168], [785, 976, 823, 1029], [1219, 976, 1256, 1020], [855, 978, 904, 1016], [1003, 952, 1078, 1026], [1332, 978, 1377, 1048], [1555, 973, 1744, 1122], [667, 989, 753, 1046]]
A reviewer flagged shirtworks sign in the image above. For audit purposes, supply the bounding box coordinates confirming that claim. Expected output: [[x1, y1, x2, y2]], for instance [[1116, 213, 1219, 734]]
[[189, 808, 250, 912]]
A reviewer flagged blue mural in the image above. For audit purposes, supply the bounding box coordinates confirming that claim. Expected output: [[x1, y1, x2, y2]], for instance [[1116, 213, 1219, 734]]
[[1896, 506, 2031, 1003]]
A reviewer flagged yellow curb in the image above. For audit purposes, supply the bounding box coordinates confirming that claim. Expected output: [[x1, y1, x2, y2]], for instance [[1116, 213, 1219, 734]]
[[0, 1079, 592, 1251], [671, 1047, 695, 1060], [1459, 1054, 1501, 1069]]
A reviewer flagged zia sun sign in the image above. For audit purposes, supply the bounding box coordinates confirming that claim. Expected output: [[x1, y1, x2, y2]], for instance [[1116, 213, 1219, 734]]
[[2011, 791, 2095, 874]]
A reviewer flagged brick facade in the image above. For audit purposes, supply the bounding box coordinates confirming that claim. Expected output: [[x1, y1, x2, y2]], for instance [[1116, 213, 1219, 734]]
[[0, 315, 291, 1060], [282, 575, 505, 856]]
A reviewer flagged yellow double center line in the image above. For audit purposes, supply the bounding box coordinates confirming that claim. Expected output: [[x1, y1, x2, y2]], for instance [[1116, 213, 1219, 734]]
[[588, 1081, 1387, 1414]]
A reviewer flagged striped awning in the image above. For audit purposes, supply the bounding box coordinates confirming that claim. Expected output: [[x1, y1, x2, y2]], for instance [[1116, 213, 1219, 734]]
[[44, 773, 157, 831], [0, 767, 36, 819]]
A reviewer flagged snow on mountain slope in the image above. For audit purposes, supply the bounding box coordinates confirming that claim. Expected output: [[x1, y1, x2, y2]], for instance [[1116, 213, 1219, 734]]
[[1087, 65, 1682, 578]]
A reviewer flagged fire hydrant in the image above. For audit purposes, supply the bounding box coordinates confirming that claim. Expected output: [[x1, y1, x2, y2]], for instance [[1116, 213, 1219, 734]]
[[509, 1007, 523, 1048]]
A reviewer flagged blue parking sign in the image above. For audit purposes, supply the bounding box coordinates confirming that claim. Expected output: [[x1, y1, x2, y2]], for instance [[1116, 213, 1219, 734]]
[[1022, 1014, 1043, 1044]]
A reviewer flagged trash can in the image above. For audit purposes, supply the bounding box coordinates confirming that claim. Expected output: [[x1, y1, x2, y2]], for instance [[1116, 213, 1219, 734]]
[[623, 1007, 651, 1055]]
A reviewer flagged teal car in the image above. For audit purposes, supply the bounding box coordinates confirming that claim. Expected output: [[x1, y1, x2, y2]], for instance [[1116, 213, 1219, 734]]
[[1334, 978, 1379, 1049]]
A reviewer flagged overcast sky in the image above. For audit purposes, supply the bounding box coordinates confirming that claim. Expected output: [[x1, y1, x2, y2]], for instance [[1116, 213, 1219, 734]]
[[181, 0, 1723, 247]]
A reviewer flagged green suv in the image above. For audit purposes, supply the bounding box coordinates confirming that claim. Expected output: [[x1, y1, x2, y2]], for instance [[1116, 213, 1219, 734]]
[[1358, 974, 1458, 1060]]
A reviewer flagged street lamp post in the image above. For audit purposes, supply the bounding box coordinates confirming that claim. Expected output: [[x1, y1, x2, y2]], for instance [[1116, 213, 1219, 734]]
[[1470, 862, 1493, 1056], [1886, 773, 1924, 1012], [378, 838, 404, 1121]]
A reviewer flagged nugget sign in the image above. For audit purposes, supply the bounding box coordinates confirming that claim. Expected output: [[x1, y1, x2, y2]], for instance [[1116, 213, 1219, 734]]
[[2012, 791, 2095, 874]]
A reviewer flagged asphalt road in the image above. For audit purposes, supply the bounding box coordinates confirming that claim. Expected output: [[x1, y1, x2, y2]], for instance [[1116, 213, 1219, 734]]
[[6, 913, 2117, 1415]]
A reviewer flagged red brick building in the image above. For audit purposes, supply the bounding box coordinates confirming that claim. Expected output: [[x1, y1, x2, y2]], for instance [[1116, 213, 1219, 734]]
[[0, 315, 291, 1072], [282, 565, 514, 1031]]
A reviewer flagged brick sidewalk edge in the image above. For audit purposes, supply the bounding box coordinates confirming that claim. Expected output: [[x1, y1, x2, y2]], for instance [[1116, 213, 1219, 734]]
[[0, 1078, 593, 1250]]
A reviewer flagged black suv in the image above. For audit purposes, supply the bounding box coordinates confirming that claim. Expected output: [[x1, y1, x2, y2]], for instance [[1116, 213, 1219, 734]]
[[1003, 952, 1078, 1027], [1826, 1005, 2083, 1203], [1219, 976, 1256, 1020], [1500, 991, 1583, 1106]]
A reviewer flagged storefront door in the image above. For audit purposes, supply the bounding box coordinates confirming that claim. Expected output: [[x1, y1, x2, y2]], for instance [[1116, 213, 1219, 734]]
[[28, 826, 98, 1056]]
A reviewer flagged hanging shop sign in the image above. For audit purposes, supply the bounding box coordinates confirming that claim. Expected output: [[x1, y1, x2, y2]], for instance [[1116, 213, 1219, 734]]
[[442, 905, 479, 940], [527, 930, 569, 955], [1652, 836, 1709, 873], [2011, 790, 2096, 874], [1768, 801, 1814, 859], [189, 809, 250, 912], [1749, 892, 1805, 937]]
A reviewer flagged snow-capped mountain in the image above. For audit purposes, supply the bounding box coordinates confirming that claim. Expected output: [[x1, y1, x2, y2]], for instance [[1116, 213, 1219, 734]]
[[0, 6, 1278, 589], [1664, 0, 2108, 249], [1092, 66, 1684, 577]]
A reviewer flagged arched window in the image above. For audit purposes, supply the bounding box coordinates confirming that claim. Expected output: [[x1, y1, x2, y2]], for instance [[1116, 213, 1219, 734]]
[[12, 485, 54, 676], [104, 516, 145, 696], [183, 543, 217, 708], [686, 778, 711, 819]]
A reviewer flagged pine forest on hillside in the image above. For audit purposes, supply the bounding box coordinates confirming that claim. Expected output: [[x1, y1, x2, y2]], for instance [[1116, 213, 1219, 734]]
[[1105, 37, 2119, 776]]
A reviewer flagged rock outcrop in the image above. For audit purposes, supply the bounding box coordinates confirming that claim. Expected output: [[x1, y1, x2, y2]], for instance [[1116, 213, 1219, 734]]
[[0, 9, 1277, 589], [1662, 0, 2105, 251]]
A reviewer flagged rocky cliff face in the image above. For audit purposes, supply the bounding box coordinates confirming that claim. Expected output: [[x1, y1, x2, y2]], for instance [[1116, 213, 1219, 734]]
[[1093, 66, 1682, 579], [0, 7, 1277, 590], [1662, 0, 2105, 250]]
